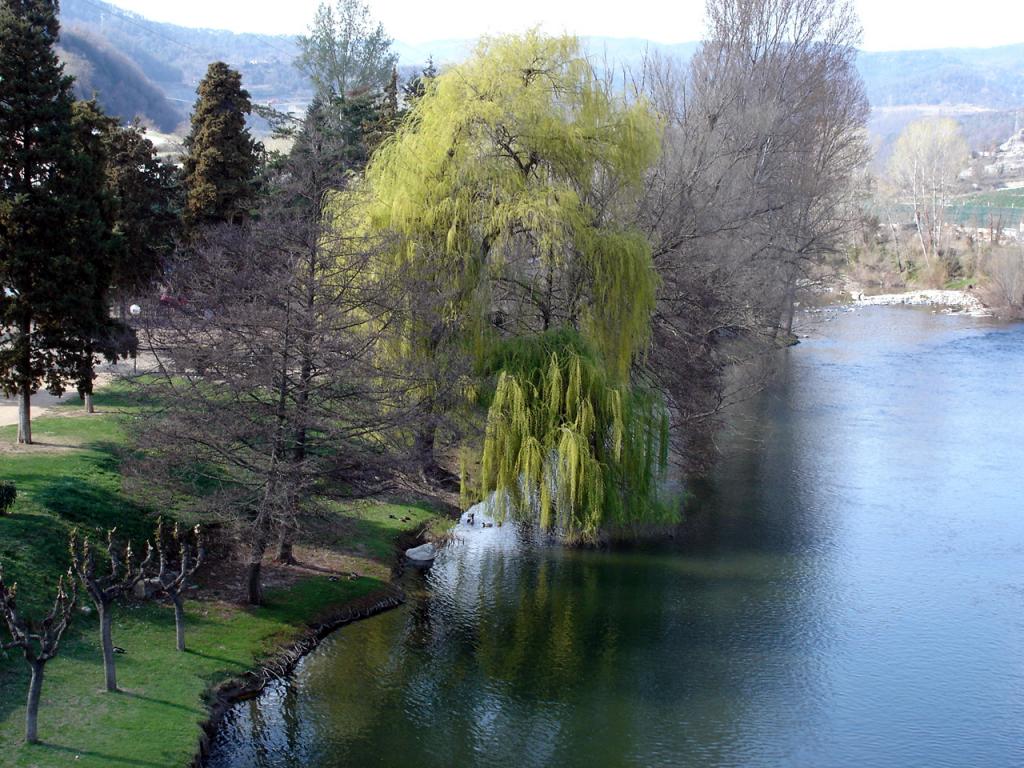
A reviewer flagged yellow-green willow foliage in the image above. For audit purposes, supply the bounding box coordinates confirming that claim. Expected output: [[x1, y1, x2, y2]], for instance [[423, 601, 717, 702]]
[[477, 332, 670, 542], [363, 31, 669, 539]]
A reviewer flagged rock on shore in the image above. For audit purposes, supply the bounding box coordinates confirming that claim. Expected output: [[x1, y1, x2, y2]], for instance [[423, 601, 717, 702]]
[[405, 542, 438, 564], [853, 290, 990, 317]]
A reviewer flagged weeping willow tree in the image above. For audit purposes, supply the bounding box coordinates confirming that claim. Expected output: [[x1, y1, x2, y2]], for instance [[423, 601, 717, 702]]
[[364, 31, 672, 541]]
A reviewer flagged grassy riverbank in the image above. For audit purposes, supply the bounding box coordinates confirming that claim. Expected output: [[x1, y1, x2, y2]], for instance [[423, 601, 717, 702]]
[[0, 385, 444, 767]]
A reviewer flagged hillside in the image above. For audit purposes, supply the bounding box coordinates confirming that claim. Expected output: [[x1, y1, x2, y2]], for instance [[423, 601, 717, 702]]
[[858, 45, 1024, 109], [59, 0, 307, 104], [58, 27, 185, 131], [56, 0, 1024, 144]]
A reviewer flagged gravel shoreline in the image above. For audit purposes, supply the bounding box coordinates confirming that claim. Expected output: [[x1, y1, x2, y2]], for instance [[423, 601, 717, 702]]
[[852, 289, 990, 317]]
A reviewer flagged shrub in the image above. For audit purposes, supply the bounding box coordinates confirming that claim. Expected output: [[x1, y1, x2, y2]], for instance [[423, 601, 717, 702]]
[[981, 246, 1024, 316], [0, 482, 16, 516]]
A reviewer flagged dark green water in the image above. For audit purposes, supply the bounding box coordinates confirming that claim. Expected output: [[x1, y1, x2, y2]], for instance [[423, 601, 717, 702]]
[[208, 308, 1024, 768]]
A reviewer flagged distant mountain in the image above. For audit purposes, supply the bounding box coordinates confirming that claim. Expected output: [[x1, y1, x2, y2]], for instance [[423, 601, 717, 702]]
[[395, 36, 700, 72], [54, 0, 1024, 145], [59, 0, 307, 103], [58, 27, 185, 131], [858, 45, 1024, 109]]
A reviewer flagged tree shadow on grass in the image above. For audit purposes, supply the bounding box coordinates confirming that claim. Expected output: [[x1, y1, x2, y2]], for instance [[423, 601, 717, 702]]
[[0, 660, 29, 730], [77, 440, 140, 476], [57, 386, 156, 413], [31, 742, 168, 767], [122, 690, 202, 715], [34, 476, 152, 541], [185, 648, 248, 668]]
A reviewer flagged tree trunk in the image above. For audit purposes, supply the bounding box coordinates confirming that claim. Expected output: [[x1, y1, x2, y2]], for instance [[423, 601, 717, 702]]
[[246, 540, 267, 606], [914, 210, 931, 265], [782, 279, 798, 338], [25, 660, 44, 744], [275, 533, 296, 565], [17, 316, 32, 445], [415, 421, 459, 490], [415, 421, 438, 478], [172, 594, 186, 652], [17, 384, 31, 445], [99, 603, 118, 692], [84, 392, 94, 414]]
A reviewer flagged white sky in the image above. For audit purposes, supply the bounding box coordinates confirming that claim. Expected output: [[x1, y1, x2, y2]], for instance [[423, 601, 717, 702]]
[[100, 0, 1024, 51]]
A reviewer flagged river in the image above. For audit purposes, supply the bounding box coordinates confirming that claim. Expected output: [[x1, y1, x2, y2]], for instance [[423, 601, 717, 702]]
[[207, 307, 1024, 768]]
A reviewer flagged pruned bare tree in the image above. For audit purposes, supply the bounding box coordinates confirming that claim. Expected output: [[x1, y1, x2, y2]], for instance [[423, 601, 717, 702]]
[[69, 529, 152, 692], [0, 566, 76, 744], [148, 518, 204, 652], [637, 0, 869, 473]]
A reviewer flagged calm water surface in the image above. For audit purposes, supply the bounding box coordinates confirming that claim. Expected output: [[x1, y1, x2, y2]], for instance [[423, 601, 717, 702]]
[[208, 307, 1024, 768]]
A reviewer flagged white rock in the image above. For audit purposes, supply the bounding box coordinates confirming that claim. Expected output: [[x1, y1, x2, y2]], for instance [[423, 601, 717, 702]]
[[853, 290, 991, 317], [405, 542, 437, 563]]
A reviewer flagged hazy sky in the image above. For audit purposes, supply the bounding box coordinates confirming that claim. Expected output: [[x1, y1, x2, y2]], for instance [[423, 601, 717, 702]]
[[100, 0, 1024, 51]]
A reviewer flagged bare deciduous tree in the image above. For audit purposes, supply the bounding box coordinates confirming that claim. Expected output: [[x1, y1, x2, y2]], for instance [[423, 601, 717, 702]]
[[981, 243, 1024, 315], [0, 567, 76, 744], [888, 117, 970, 267], [638, 0, 869, 472], [133, 109, 417, 606]]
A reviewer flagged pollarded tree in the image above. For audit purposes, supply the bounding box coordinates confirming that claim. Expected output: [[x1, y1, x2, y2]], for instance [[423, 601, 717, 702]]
[[0, 566, 76, 744], [364, 32, 671, 542], [69, 529, 152, 692], [183, 62, 260, 230], [148, 518, 204, 652]]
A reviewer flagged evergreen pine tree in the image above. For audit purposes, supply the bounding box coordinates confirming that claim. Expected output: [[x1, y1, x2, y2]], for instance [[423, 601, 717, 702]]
[[64, 100, 135, 413], [182, 62, 259, 229], [106, 120, 181, 315], [401, 57, 438, 106], [325, 89, 380, 173], [365, 66, 399, 155], [0, 0, 114, 443]]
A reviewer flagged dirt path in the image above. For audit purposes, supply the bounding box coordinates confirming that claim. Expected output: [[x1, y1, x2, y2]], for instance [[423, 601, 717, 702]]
[[0, 366, 124, 428]]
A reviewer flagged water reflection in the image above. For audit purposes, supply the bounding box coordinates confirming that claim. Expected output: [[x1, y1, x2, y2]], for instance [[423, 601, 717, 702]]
[[209, 308, 1024, 768]]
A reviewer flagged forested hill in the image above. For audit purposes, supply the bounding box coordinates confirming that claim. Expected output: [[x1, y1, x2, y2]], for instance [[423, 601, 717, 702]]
[[860, 45, 1024, 109], [58, 27, 186, 131], [58, 0, 1023, 134], [58, 0, 306, 115]]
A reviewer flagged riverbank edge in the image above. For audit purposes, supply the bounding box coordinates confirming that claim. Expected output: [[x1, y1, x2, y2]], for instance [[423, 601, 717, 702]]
[[849, 288, 991, 315], [190, 528, 427, 767]]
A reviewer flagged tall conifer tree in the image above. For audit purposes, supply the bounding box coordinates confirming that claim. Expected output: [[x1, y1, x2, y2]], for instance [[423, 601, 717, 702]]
[[0, 0, 113, 443], [66, 100, 134, 414], [106, 121, 181, 315], [182, 62, 259, 229]]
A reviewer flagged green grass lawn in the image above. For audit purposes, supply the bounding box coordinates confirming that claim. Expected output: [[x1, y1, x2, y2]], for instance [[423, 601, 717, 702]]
[[0, 384, 443, 767]]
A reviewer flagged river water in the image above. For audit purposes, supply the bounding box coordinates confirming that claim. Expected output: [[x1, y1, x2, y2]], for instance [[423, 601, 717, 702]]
[[207, 307, 1024, 768]]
